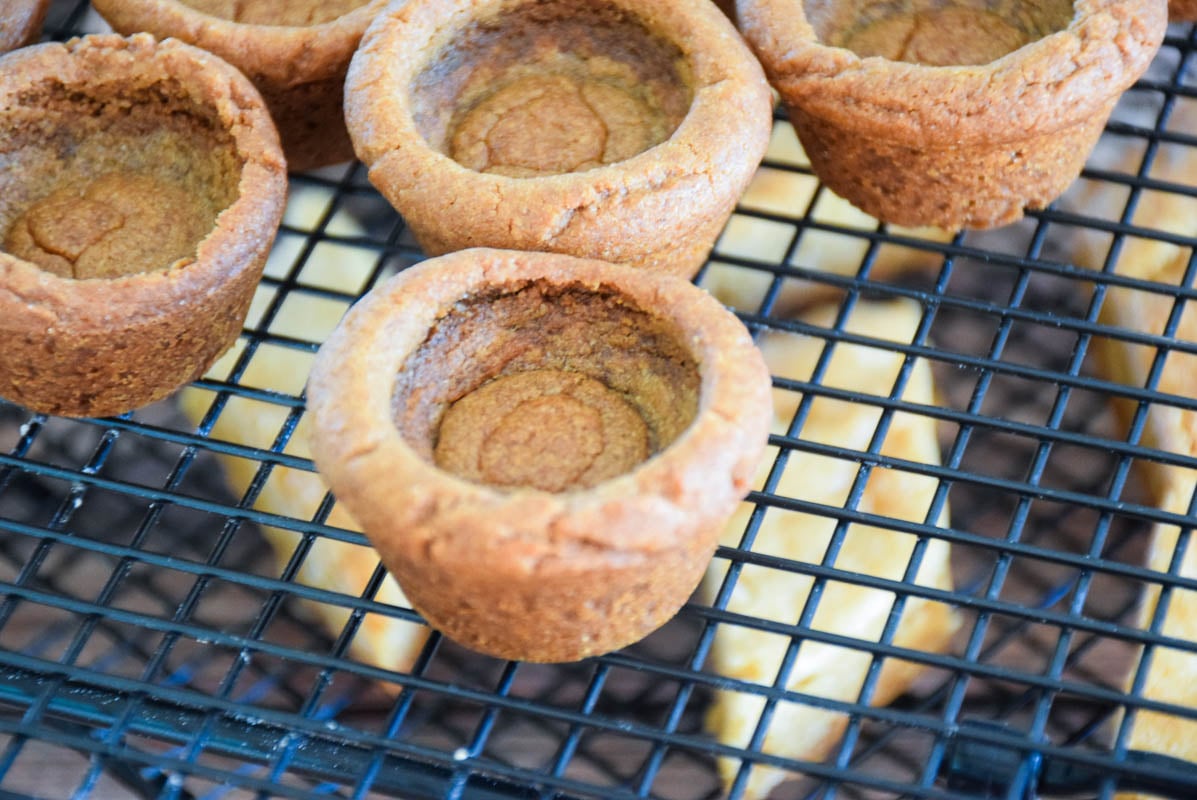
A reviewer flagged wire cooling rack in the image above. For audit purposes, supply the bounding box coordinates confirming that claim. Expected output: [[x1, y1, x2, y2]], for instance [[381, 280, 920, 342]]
[[4, 2, 1197, 798]]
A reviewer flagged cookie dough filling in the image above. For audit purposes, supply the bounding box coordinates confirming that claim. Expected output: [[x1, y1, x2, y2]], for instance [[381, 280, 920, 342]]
[[807, 0, 1074, 66], [414, 0, 693, 176], [176, 0, 372, 26], [392, 280, 700, 493], [4, 172, 215, 279]]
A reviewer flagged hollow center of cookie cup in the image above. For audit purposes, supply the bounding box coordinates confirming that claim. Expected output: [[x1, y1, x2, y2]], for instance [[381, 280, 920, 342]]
[[412, 1, 693, 178], [0, 80, 240, 279], [805, 0, 1074, 66], [391, 281, 701, 493]]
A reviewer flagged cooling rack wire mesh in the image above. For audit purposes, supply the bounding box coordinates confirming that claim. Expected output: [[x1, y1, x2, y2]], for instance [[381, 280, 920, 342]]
[[4, 2, 1197, 799]]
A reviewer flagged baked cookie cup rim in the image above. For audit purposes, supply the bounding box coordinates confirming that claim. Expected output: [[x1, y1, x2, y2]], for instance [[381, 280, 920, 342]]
[[0, 33, 286, 324], [343, 0, 770, 214], [738, 0, 1166, 145], [91, 0, 387, 87], [306, 248, 773, 570]]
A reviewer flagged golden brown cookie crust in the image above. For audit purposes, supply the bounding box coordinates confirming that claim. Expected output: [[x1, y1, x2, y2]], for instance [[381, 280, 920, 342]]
[[345, 0, 772, 278], [307, 248, 772, 663], [737, 0, 1167, 229], [0, 34, 287, 417], [0, 0, 48, 53], [92, 0, 387, 171]]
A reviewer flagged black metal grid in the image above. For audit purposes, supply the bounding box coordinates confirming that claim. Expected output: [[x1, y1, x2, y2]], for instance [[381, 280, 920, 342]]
[[4, 2, 1197, 798]]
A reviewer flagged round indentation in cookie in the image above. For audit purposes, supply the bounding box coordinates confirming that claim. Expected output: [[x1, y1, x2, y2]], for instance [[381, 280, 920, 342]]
[[838, 8, 1032, 65], [806, 0, 1074, 67], [4, 172, 217, 279], [450, 74, 666, 177], [390, 279, 700, 468], [435, 369, 650, 492], [412, 1, 693, 173], [0, 33, 286, 418], [307, 249, 775, 662]]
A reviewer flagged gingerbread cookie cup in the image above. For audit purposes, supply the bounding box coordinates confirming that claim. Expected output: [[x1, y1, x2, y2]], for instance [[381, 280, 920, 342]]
[[307, 249, 772, 662], [0, 34, 286, 418], [736, 0, 1166, 230], [92, 0, 386, 171], [344, 0, 772, 278], [0, 0, 49, 54]]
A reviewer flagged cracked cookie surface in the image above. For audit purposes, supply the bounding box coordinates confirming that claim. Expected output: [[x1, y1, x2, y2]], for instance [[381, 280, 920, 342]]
[[435, 369, 650, 492], [836, 7, 1033, 65], [450, 71, 673, 177], [4, 172, 215, 279]]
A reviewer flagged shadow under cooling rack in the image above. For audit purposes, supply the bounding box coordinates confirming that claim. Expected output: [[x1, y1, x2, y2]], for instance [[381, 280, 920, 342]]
[[5, 2, 1197, 799]]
